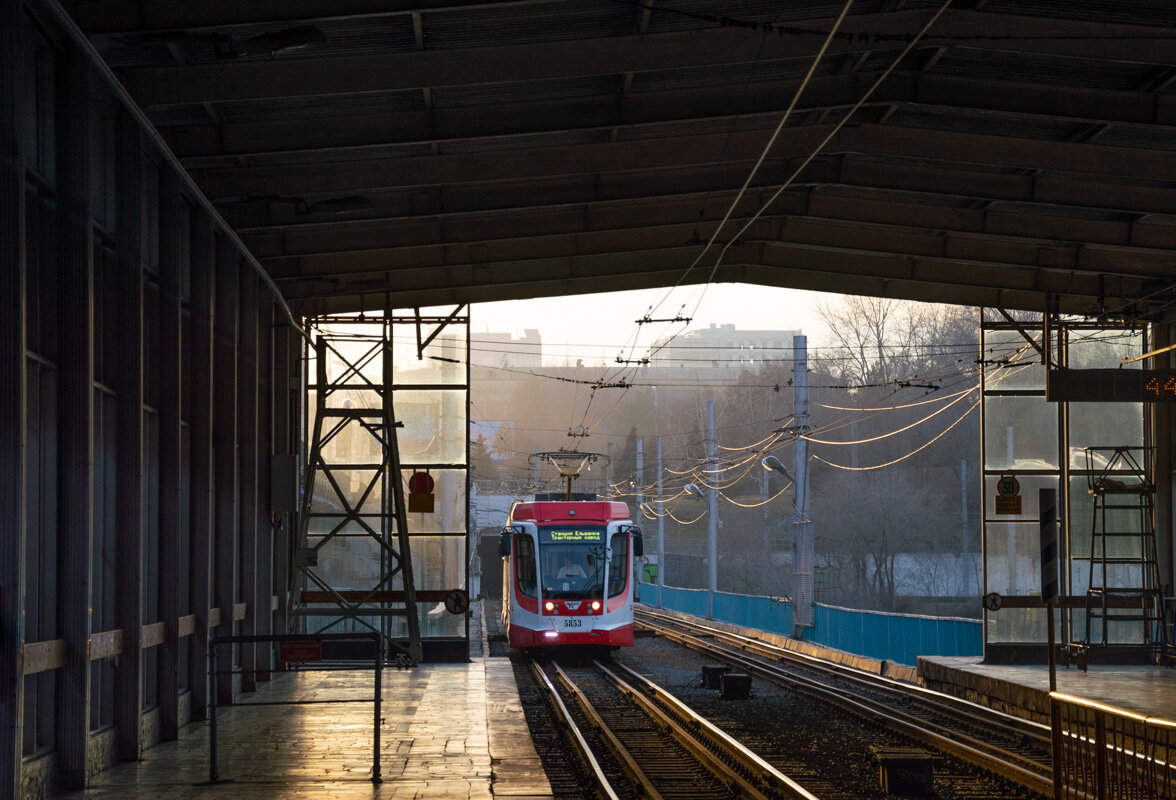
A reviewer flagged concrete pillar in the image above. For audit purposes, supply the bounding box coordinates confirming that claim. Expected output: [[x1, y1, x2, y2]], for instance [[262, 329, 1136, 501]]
[[55, 47, 94, 790], [187, 216, 215, 718], [157, 168, 184, 738], [213, 241, 238, 705], [271, 321, 295, 646], [237, 269, 259, 692], [1152, 324, 1175, 597], [0, 1, 28, 792], [112, 113, 144, 761], [255, 299, 275, 680]]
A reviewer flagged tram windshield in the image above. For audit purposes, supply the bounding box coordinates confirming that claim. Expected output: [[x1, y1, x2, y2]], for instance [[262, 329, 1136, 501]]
[[538, 526, 606, 599]]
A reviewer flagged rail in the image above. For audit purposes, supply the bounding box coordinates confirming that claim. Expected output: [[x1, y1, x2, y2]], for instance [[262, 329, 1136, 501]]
[[637, 607, 1054, 796], [1051, 692, 1176, 800], [529, 660, 624, 800]]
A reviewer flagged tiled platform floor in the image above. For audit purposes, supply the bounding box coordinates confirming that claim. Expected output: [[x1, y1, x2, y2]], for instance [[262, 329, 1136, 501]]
[[57, 605, 551, 800]]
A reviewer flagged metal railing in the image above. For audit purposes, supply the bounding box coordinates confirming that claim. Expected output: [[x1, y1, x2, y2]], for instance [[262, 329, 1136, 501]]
[[1051, 692, 1176, 799]]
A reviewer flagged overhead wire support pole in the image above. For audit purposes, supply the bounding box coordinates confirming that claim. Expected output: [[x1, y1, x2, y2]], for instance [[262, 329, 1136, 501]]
[[793, 334, 814, 639], [707, 400, 718, 620], [657, 436, 664, 609]]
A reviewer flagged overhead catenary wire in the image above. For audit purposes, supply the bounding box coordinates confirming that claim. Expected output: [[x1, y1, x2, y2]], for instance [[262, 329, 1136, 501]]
[[682, 0, 955, 327]]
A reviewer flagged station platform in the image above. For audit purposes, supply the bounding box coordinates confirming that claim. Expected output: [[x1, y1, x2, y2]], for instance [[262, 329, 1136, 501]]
[[54, 602, 552, 800], [919, 656, 1176, 725]]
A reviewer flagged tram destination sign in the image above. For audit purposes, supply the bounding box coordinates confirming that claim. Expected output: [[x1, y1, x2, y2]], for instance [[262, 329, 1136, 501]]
[[1046, 368, 1176, 402], [540, 527, 604, 544]]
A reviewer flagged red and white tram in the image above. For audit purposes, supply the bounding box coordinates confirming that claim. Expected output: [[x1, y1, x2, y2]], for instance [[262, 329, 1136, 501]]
[[500, 500, 643, 649]]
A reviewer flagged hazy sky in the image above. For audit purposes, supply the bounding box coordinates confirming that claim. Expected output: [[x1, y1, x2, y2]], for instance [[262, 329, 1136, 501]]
[[470, 283, 834, 364]]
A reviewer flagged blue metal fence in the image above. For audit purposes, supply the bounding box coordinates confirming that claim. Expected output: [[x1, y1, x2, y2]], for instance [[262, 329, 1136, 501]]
[[638, 582, 981, 665]]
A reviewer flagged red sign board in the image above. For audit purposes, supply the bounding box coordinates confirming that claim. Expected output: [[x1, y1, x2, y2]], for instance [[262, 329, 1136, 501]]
[[279, 640, 322, 663], [408, 471, 434, 494]]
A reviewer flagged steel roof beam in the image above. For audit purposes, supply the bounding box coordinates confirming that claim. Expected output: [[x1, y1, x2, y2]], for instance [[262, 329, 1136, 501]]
[[218, 156, 1176, 236], [189, 123, 1176, 199], [118, 12, 1176, 108], [277, 242, 1149, 318], [259, 210, 1176, 288], [71, 0, 593, 35], [164, 72, 1176, 162], [243, 192, 1175, 269]]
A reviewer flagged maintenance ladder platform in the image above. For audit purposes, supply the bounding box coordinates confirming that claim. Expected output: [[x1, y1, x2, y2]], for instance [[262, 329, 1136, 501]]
[[54, 604, 551, 800]]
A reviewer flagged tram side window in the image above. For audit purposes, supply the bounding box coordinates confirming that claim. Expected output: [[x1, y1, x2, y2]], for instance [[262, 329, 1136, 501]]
[[607, 534, 628, 598], [515, 535, 537, 599]]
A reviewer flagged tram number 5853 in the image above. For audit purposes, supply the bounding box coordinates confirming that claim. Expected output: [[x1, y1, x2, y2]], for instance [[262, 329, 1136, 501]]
[[562, 618, 582, 628]]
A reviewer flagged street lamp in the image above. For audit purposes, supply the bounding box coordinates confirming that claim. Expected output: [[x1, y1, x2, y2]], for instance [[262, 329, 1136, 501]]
[[684, 483, 706, 500], [761, 456, 791, 480]]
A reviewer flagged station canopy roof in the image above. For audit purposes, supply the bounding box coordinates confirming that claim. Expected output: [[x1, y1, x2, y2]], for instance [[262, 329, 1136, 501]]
[[70, 0, 1176, 322]]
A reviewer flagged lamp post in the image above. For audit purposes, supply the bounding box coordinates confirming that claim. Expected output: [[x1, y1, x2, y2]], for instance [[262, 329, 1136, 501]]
[[762, 454, 811, 639], [684, 479, 717, 619]]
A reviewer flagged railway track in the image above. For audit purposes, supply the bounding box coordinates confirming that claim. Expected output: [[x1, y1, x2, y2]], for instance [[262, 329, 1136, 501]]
[[530, 654, 821, 800], [634, 606, 1055, 797]]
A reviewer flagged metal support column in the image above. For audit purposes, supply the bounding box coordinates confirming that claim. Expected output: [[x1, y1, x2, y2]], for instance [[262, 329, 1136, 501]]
[[212, 243, 238, 705], [295, 315, 422, 663], [157, 167, 184, 739], [55, 47, 94, 789], [382, 309, 423, 663], [237, 268, 259, 692], [187, 217, 215, 718], [113, 113, 144, 760], [0, 1, 27, 791]]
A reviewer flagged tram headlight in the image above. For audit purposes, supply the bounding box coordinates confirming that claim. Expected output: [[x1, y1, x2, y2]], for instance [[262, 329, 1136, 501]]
[[591, 601, 601, 612], [544, 601, 555, 612]]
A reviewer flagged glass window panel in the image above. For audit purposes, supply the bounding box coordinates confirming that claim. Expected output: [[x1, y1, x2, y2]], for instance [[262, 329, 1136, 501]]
[[983, 396, 1058, 471], [984, 522, 1040, 597], [394, 391, 467, 465], [309, 468, 384, 516], [309, 534, 383, 587], [306, 517, 383, 538], [321, 332, 385, 385], [985, 606, 1047, 644], [391, 321, 468, 386], [981, 329, 1045, 390], [1066, 328, 1144, 369], [983, 475, 1058, 521], [1067, 403, 1143, 468], [1068, 476, 1144, 566], [400, 469, 467, 534], [305, 535, 467, 640]]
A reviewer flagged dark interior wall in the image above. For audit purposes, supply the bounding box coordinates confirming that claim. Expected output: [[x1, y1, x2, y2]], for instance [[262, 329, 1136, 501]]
[[0, 6, 301, 796]]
